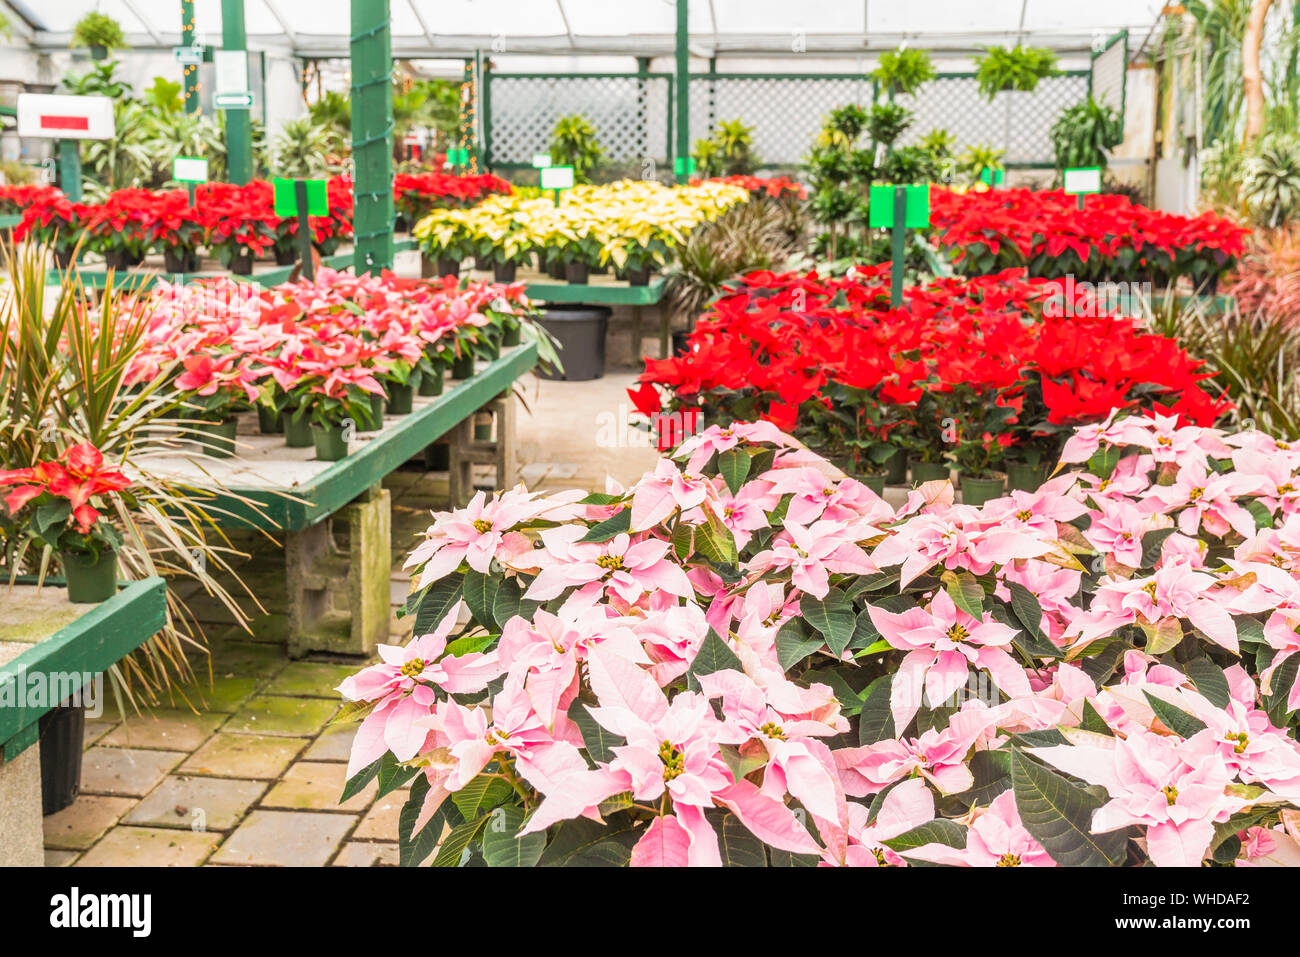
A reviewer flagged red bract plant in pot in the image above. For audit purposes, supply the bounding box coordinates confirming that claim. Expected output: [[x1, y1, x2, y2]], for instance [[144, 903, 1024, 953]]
[[0, 443, 131, 603]]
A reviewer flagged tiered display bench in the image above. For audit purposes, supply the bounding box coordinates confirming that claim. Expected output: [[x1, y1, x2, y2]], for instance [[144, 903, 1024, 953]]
[[0, 578, 167, 866], [140, 343, 538, 660]]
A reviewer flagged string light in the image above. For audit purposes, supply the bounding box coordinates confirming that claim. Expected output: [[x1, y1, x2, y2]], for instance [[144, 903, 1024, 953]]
[[458, 59, 478, 174]]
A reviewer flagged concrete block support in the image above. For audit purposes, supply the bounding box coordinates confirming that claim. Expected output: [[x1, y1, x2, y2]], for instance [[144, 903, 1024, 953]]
[[448, 394, 517, 507], [0, 745, 44, 866], [286, 485, 391, 658]]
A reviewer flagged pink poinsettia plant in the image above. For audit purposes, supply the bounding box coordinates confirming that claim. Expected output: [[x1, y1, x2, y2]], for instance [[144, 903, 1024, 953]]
[[336, 413, 1300, 867]]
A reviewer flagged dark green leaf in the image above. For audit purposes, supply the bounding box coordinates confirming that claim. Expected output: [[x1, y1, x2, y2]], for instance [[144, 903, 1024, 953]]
[[414, 573, 464, 635], [801, 587, 855, 657], [578, 507, 630, 543], [376, 751, 419, 798], [1183, 657, 1231, 709], [398, 774, 445, 867], [857, 675, 895, 745], [452, 774, 515, 821], [539, 817, 640, 866], [481, 804, 546, 867], [775, 619, 823, 671], [943, 571, 985, 620], [568, 699, 624, 763], [432, 814, 491, 867], [463, 569, 502, 629], [340, 756, 382, 804], [717, 447, 752, 495], [1143, 691, 1208, 738], [1010, 748, 1127, 866], [883, 818, 967, 852], [688, 628, 744, 679]]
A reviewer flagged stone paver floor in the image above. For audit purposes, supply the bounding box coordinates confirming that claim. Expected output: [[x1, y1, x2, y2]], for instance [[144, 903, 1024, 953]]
[[41, 368, 663, 866]]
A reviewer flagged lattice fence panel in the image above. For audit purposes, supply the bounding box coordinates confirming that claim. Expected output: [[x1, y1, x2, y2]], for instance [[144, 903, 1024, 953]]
[[1091, 38, 1127, 113], [689, 75, 874, 166], [895, 74, 1089, 165], [486, 74, 671, 166]]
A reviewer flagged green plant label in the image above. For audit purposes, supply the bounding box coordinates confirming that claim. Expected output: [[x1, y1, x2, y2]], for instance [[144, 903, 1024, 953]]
[[272, 178, 328, 217], [868, 184, 931, 228]]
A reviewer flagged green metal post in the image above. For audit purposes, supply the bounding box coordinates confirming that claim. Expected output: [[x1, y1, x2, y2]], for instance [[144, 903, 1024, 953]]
[[181, 0, 199, 114], [221, 0, 252, 183], [57, 141, 82, 203], [890, 187, 906, 309], [674, 0, 689, 183], [351, 0, 395, 273], [481, 56, 492, 170]]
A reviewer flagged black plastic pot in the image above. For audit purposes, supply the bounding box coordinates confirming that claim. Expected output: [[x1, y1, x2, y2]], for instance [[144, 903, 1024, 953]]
[[163, 248, 201, 273], [536, 305, 610, 381], [493, 261, 517, 283], [671, 331, 692, 358], [274, 246, 298, 266], [103, 249, 129, 270], [564, 262, 590, 285], [54, 248, 75, 269], [425, 442, 450, 470], [437, 257, 460, 278], [230, 251, 254, 276], [474, 254, 492, 271], [626, 267, 652, 286], [39, 701, 85, 815]]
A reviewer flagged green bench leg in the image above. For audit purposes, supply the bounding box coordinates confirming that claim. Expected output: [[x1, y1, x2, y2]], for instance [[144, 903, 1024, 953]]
[[0, 744, 44, 866], [285, 485, 391, 658], [448, 394, 517, 507]]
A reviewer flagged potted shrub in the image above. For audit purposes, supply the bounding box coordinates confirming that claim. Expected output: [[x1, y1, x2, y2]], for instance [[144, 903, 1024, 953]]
[[0, 443, 131, 603], [549, 113, 605, 184], [873, 46, 936, 97], [71, 12, 127, 61], [975, 45, 1059, 99]]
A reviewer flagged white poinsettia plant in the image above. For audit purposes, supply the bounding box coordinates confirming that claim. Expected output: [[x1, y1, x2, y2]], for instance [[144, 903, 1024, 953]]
[[335, 414, 1300, 867]]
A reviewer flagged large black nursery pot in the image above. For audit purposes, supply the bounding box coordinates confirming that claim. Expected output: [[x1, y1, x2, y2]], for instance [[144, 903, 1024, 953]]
[[40, 699, 85, 815], [536, 305, 610, 381]]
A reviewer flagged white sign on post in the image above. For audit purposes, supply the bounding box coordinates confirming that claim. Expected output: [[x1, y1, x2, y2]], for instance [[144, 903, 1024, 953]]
[[173, 44, 205, 65], [1062, 167, 1103, 195], [172, 156, 209, 183], [214, 50, 249, 95], [16, 94, 114, 140], [539, 165, 575, 190]]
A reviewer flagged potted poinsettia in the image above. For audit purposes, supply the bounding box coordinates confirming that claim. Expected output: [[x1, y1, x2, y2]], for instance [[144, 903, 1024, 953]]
[[174, 351, 264, 457], [283, 342, 387, 461], [0, 443, 130, 603]]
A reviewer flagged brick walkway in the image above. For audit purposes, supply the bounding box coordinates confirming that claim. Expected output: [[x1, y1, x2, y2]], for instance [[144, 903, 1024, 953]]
[[42, 371, 659, 866]]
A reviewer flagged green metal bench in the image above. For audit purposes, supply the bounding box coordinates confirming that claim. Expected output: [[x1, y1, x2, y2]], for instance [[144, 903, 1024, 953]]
[[141, 343, 538, 659], [0, 578, 167, 865]]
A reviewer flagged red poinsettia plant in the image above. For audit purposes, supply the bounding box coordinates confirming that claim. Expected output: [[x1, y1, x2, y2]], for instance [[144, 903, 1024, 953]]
[[0, 443, 130, 559]]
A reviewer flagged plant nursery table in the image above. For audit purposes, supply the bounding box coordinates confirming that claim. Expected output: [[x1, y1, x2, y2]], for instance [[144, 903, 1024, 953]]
[[140, 343, 539, 661], [0, 577, 167, 866], [465, 267, 670, 358]]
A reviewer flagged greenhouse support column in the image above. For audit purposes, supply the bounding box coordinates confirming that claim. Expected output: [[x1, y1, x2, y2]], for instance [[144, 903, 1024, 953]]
[[181, 0, 198, 114], [57, 141, 82, 203], [674, 0, 689, 183], [221, 0, 252, 184], [351, 0, 395, 272]]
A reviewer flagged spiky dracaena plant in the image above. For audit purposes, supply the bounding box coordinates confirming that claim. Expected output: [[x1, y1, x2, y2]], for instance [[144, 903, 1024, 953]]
[[0, 242, 266, 711], [1242, 133, 1300, 228]]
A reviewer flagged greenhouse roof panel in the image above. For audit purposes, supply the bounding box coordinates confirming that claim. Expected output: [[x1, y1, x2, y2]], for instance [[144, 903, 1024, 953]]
[[16, 0, 1166, 56]]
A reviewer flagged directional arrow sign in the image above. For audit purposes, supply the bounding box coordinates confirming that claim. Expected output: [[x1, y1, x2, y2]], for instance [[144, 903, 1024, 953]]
[[214, 92, 253, 110]]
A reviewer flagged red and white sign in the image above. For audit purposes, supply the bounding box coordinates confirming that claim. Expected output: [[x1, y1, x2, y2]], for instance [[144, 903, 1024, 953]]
[[17, 94, 115, 140]]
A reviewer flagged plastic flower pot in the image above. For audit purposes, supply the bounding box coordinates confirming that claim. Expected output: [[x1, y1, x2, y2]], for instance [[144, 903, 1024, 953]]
[[257, 405, 284, 434], [39, 699, 85, 815], [193, 418, 238, 459], [311, 424, 350, 462], [1006, 462, 1043, 492], [547, 258, 566, 280], [860, 473, 887, 495], [911, 460, 950, 485], [60, 548, 117, 604], [502, 324, 522, 347], [960, 474, 1006, 507], [473, 411, 493, 442], [369, 394, 387, 429], [474, 254, 492, 272], [452, 353, 476, 379], [626, 267, 652, 286], [283, 412, 314, 448], [537, 305, 609, 381], [103, 249, 129, 271], [436, 257, 460, 278], [274, 246, 297, 266], [564, 262, 590, 285], [883, 449, 908, 485], [424, 442, 450, 470], [671, 331, 692, 357], [387, 382, 416, 415], [229, 251, 254, 276], [53, 248, 75, 269], [419, 367, 445, 396], [163, 248, 201, 273], [493, 261, 517, 283]]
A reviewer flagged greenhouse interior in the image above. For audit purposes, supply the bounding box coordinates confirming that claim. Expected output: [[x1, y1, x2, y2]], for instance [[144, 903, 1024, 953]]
[[0, 0, 1296, 888]]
